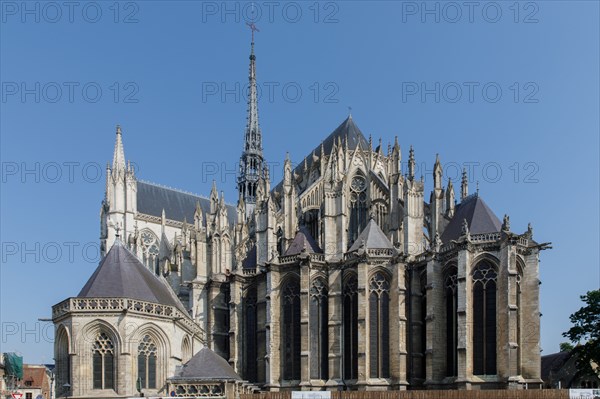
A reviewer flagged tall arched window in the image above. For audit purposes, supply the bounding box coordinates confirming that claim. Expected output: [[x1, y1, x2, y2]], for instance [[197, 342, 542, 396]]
[[282, 277, 301, 380], [244, 285, 258, 382], [373, 201, 388, 233], [137, 335, 157, 389], [214, 284, 231, 360], [92, 332, 115, 390], [348, 174, 368, 248], [181, 336, 192, 364], [56, 328, 70, 389], [276, 227, 284, 256], [343, 274, 359, 380], [304, 209, 320, 244], [472, 261, 497, 375], [369, 272, 390, 378], [310, 278, 328, 380], [444, 267, 458, 377], [140, 230, 159, 273]]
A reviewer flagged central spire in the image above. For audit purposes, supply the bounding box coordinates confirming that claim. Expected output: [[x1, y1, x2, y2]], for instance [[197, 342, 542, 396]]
[[238, 23, 266, 218]]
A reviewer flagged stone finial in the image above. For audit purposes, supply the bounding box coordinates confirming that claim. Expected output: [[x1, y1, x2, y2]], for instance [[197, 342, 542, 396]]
[[502, 214, 510, 232], [461, 218, 469, 235], [433, 233, 442, 252], [527, 222, 533, 238]]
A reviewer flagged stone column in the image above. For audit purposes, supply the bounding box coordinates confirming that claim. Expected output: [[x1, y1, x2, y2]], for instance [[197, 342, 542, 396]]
[[426, 256, 445, 385], [521, 249, 542, 384], [456, 245, 473, 389], [356, 259, 368, 389], [326, 267, 344, 390], [300, 261, 310, 389], [499, 241, 518, 385], [408, 267, 424, 385], [391, 261, 409, 389], [229, 277, 243, 375], [257, 274, 268, 385], [266, 267, 280, 390]]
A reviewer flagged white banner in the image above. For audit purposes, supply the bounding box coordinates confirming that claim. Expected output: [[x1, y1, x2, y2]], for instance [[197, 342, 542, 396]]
[[569, 389, 600, 399], [291, 392, 332, 399]]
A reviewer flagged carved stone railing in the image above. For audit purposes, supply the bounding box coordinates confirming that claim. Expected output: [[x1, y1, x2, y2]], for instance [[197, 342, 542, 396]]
[[171, 382, 225, 398], [310, 253, 326, 262], [242, 267, 257, 275], [234, 381, 260, 396], [439, 242, 457, 253], [470, 232, 501, 243], [367, 248, 395, 258], [518, 237, 529, 246], [52, 297, 205, 340], [137, 212, 183, 229], [278, 253, 325, 264], [278, 254, 299, 264]]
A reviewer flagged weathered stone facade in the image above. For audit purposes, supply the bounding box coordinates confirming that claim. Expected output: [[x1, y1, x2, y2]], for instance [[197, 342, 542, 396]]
[[59, 36, 550, 395]]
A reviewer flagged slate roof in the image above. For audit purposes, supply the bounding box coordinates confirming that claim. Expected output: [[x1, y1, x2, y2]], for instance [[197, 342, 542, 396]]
[[541, 351, 572, 381], [170, 347, 241, 381], [273, 116, 369, 194], [78, 240, 187, 313], [348, 219, 394, 252], [441, 194, 502, 243], [284, 227, 322, 256], [137, 181, 237, 226]]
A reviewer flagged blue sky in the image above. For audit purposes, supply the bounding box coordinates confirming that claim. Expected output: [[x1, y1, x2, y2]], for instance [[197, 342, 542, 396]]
[[0, 1, 598, 364]]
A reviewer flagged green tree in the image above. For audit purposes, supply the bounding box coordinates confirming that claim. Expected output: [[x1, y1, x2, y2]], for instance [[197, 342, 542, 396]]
[[563, 290, 600, 373], [559, 342, 574, 352]]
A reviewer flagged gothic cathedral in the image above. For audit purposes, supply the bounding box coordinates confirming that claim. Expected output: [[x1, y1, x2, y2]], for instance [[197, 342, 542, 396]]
[[53, 36, 549, 396]]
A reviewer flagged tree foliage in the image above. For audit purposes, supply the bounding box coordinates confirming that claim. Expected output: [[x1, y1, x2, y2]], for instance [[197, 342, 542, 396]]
[[560, 342, 574, 352], [563, 290, 600, 372]]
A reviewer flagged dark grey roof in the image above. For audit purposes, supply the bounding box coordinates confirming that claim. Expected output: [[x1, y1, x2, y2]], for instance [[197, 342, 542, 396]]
[[171, 347, 241, 381], [137, 181, 237, 226], [273, 116, 369, 194], [348, 219, 394, 252], [441, 194, 502, 243], [78, 240, 187, 312], [284, 227, 322, 256], [317, 115, 369, 156], [541, 351, 572, 381]]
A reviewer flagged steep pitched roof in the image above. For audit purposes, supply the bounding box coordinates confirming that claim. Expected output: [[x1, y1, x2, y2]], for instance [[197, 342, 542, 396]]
[[319, 115, 369, 155], [541, 351, 572, 381], [349, 219, 394, 252], [137, 181, 237, 226], [171, 347, 241, 381], [284, 227, 322, 256], [441, 194, 502, 243], [272, 116, 369, 194], [78, 240, 187, 312]]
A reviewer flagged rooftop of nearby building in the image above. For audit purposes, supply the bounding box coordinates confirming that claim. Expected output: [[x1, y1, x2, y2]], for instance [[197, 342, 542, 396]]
[[19, 365, 49, 389]]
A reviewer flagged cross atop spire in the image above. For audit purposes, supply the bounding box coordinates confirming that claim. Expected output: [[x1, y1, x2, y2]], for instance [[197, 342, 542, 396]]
[[247, 22, 259, 44]]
